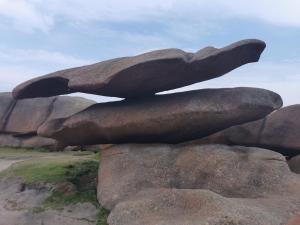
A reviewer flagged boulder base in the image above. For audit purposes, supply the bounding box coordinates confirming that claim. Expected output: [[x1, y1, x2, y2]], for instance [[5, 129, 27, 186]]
[[98, 144, 299, 210], [289, 155, 300, 174], [191, 105, 300, 156], [38, 87, 282, 145], [108, 188, 300, 225]]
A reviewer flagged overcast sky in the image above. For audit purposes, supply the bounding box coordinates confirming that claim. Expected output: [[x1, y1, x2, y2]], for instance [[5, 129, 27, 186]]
[[0, 0, 299, 105]]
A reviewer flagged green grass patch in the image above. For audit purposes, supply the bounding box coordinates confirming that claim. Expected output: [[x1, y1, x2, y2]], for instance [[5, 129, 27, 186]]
[[1, 158, 77, 183], [0, 147, 109, 224], [34, 160, 100, 210], [0, 147, 97, 160], [97, 208, 110, 225], [35, 159, 110, 224], [42, 160, 99, 207], [0, 159, 64, 183], [42, 190, 97, 210], [0, 147, 46, 160], [0, 147, 99, 184]]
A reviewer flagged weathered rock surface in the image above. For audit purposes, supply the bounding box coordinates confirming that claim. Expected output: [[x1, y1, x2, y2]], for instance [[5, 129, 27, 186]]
[[20, 203, 98, 225], [0, 93, 16, 130], [191, 105, 300, 156], [98, 144, 299, 210], [47, 96, 95, 122], [0, 93, 95, 150], [1, 94, 95, 135], [286, 214, 300, 225], [0, 134, 61, 151], [38, 87, 282, 145], [4, 96, 57, 135], [108, 188, 300, 225], [13, 39, 266, 99], [289, 155, 300, 174]]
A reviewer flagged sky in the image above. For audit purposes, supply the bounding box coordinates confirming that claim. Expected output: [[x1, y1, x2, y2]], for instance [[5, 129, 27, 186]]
[[0, 0, 299, 105]]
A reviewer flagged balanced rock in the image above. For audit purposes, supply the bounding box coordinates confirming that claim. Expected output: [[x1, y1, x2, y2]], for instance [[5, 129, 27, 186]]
[[0, 93, 95, 150], [13, 39, 265, 99], [191, 105, 300, 156], [38, 87, 282, 145], [98, 144, 299, 210], [108, 188, 300, 225], [289, 155, 300, 174]]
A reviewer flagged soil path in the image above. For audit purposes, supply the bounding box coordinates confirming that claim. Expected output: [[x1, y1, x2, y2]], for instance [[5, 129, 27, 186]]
[[0, 159, 23, 172]]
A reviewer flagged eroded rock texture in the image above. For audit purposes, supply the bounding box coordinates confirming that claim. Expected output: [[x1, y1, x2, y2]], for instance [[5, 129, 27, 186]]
[[190, 105, 300, 156], [98, 144, 300, 225], [0, 93, 95, 150], [13, 39, 265, 99], [38, 87, 282, 145], [98, 144, 298, 210], [108, 188, 300, 225], [289, 155, 300, 174]]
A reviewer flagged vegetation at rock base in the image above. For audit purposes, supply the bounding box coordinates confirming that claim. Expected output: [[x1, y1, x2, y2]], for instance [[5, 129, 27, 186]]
[[0, 147, 109, 225], [40, 160, 99, 210], [0, 148, 99, 183], [97, 208, 110, 225]]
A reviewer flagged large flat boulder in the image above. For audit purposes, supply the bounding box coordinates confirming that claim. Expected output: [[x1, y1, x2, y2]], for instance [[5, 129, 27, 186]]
[[98, 144, 299, 210], [13, 39, 265, 99], [108, 188, 300, 225], [0, 93, 95, 136], [38, 87, 282, 145], [191, 105, 300, 156]]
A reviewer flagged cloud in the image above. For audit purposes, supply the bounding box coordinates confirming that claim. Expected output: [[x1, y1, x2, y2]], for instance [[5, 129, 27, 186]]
[[38, 0, 300, 27], [0, 47, 93, 67], [219, 0, 300, 27], [1, 0, 300, 33], [0, 47, 92, 92], [0, 65, 44, 92], [0, 0, 53, 32]]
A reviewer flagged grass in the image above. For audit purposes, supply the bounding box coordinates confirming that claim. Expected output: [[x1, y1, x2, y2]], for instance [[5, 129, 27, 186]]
[[1, 159, 70, 183], [41, 160, 100, 209], [0, 147, 109, 224], [33, 160, 109, 224], [44, 190, 97, 208], [97, 208, 110, 225], [0, 147, 47, 160], [0, 148, 99, 184]]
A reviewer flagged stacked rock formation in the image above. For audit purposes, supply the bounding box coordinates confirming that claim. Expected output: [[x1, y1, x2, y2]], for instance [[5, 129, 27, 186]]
[[12, 39, 300, 225], [189, 104, 300, 156], [0, 93, 95, 150]]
